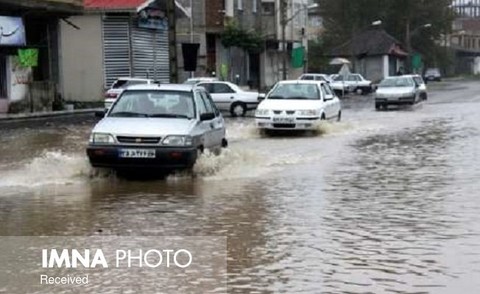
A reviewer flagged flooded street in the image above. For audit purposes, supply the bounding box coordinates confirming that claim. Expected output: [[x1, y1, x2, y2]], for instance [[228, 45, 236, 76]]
[[1, 80, 480, 293]]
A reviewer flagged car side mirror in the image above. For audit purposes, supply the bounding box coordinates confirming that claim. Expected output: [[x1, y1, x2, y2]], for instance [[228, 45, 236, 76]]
[[95, 110, 106, 118], [258, 94, 266, 102], [324, 95, 334, 101], [200, 113, 215, 121]]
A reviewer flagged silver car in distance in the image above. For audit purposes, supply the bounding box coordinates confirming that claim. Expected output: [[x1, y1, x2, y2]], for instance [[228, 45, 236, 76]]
[[87, 84, 227, 171]]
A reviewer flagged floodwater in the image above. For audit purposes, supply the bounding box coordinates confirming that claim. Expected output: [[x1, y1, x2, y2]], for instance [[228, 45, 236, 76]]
[[1, 80, 480, 293]]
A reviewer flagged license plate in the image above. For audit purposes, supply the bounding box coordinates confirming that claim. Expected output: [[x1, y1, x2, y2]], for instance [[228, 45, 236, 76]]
[[119, 149, 156, 158], [273, 117, 294, 123]]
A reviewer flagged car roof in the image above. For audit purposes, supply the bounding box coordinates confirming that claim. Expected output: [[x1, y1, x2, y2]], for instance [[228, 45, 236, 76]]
[[124, 83, 198, 92]]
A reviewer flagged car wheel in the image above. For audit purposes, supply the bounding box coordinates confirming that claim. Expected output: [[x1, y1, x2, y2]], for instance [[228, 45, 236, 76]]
[[337, 111, 342, 122], [230, 102, 247, 117], [356, 88, 363, 95], [421, 93, 427, 101]]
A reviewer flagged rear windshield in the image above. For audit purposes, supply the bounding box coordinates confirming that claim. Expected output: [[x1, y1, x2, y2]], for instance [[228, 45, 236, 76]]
[[109, 90, 195, 119], [111, 80, 149, 89]]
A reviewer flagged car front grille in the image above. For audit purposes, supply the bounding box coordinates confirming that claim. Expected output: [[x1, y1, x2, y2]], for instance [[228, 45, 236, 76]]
[[273, 110, 296, 115], [116, 136, 161, 144], [273, 124, 296, 129]]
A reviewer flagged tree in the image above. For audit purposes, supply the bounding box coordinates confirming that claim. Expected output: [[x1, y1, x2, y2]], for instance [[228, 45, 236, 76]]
[[315, 0, 454, 71]]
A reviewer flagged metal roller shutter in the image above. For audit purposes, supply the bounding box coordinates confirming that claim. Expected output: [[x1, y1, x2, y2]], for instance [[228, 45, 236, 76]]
[[102, 15, 131, 88], [131, 19, 170, 83]]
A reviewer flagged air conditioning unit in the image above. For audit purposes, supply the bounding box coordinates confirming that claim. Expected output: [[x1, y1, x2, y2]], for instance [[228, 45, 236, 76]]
[[225, 0, 234, 17]]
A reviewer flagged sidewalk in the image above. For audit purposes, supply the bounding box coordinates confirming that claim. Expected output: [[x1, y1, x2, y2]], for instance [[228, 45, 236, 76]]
[[0, 108, 102, 122]]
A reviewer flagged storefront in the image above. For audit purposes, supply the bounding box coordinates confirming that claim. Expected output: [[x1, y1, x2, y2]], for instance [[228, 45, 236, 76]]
[[0, 0, 82, 113]]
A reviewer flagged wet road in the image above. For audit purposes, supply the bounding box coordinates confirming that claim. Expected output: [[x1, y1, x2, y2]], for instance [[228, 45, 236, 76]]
[[1, 79, 480, 293]]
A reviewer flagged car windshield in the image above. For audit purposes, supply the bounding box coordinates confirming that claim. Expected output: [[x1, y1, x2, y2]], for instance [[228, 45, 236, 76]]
[[379, 77, 414, 88], [109, 90, 195, 119], [333, 75, 347, 81], [268, 83, 320, 100]]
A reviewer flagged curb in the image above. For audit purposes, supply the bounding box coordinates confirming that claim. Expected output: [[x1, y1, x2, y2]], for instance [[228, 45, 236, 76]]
[[0, 108, 102, 122]]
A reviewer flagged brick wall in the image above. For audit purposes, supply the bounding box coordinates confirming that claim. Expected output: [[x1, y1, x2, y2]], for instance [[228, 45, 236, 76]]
[[206, 0, 225, 30]]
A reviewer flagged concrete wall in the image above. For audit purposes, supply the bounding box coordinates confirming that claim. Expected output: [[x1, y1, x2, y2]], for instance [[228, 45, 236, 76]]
[[59, 14, 104, 102]]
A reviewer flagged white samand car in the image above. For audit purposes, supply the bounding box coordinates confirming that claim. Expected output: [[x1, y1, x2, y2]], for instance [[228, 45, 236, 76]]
[[255, 80, 342, 131], [104, 77, 155, 111]]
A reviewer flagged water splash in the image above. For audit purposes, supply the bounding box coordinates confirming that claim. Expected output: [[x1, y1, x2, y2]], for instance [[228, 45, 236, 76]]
[[0, 151, 92, 188]]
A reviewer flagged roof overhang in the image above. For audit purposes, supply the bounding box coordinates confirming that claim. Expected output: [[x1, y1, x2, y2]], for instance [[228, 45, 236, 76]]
[[137, 0, 190, 18], [0, 0, 83, 14]]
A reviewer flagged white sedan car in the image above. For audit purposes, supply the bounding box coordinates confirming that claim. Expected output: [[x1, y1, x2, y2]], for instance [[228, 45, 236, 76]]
[[196, 81, 263, 117], [255, 80, 342, 131], [104, 77, 155, 111]]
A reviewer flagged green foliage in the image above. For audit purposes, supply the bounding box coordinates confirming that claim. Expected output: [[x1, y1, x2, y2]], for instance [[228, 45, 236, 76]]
[[221, 21, 264, 53], [315, 0, 455, 69]]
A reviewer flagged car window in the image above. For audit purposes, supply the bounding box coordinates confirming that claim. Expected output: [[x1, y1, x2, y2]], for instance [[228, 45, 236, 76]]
[[109, 90, 195, 118], [301, 75, 314, 80], [195, 91, 209, 116], [268, 83, 320, 100], [197, 83, 212, 92], [322, 83, 334, 97], [379, 77, 414, 88], [413, 77, 424, 85], [111, 80, 148, 89], [211, 83, 235, 94], [201, 91, 220, 116]]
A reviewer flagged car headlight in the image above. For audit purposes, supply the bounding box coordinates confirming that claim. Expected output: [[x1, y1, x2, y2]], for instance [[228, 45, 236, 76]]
[[255, 109, 270, 116], [89, 133, 115, 144], [162, 135, 193, 146], [297, 109, 319, 116]]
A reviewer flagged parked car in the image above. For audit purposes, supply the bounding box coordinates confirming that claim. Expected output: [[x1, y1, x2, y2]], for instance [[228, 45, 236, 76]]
[[375, 75, 427, 110], [104, 77, 154, 111], [87, 84, 227, 171], [255, 80, 342, 131], [196, 81, 263, 117], [330, 74, 373, 95], [183, 77, 219, 85], [424, 68, 442, 82], [298, 73, 332, 83]]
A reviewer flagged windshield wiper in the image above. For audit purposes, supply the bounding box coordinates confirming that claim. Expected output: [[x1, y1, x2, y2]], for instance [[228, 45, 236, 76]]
[[288, 97, 313, 100], [148, 113, 191, 119], [268, 95, 284, 99], [109, 111, 148, 117]]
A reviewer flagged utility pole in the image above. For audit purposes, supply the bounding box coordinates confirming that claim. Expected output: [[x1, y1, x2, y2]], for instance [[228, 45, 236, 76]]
[[280, 0, 288, 80], [166, 0, 178, 83], [405, 19, 412, 74]]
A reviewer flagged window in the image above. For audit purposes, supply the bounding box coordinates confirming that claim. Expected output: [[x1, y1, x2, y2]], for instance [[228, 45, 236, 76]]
[[300, 75, 315, 80], [211, 83, 235, 94], [237, 0, 243, 10], [321, 83, 334, 97], [201, 91, 220, 116], [261, 2, 274, 15], [252, 0, 257, 13], [195, 91, 208, 115]]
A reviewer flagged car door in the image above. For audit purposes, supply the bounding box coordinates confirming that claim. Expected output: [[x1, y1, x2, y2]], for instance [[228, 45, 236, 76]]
[[208, 82, 237, 111], [200, 90, 225, 147], [194, 90, 213, 148], [320, 83, 339, 119]]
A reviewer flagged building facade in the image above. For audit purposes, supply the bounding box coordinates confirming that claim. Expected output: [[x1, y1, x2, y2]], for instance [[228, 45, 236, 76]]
[[260, 0, 310, 89], [59, 0, 184, 103], [0, 0, 83, 113]]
